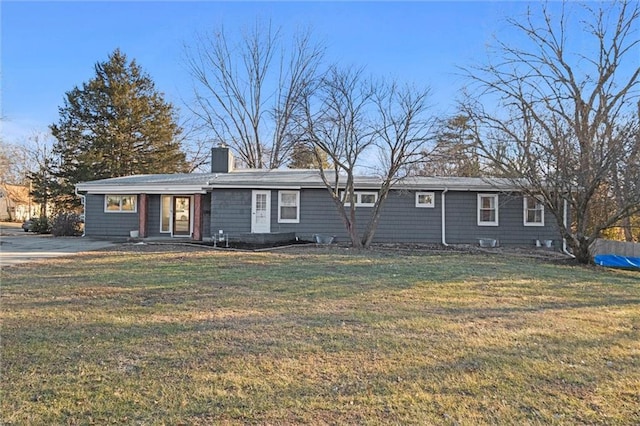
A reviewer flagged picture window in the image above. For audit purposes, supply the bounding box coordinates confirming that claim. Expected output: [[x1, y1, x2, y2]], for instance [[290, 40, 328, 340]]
[[104, 195, 137, 213]]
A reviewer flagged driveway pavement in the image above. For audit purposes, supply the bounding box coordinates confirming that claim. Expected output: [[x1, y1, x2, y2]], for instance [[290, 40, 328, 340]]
[[0, 222, 116, 267]]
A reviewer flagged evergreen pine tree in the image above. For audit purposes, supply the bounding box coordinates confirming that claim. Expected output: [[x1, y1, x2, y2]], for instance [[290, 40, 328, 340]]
[[49, 49, 187, 208], [287, 142, 330, 169]]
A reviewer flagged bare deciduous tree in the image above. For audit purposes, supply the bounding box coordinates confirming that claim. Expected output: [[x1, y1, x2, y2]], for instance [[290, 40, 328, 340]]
[[0, 137, 31, 220], [0, 132, 55, 186], [185, 21, 324, 169], [362, 81, 435, 247], [302, 67, 434, 248], [0, 141, 29, 186], [302, 66, 375, 246], [177, 116, 217, 173], [462, 0, 640, 263], [0, 132, 57, 217]]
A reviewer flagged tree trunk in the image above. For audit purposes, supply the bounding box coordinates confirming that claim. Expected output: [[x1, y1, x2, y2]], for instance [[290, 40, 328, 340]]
[[621, 216, 634, 242], [361, 190, 391, 248], [329, 191, 363, 249], [347, 206, 363, 248], [571, 236, 593, 264], [348, 224, 363, 249], [5, 204, 13, 221]]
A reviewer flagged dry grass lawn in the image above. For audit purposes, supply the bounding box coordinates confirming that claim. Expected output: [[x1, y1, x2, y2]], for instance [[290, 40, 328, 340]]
[[1, 245, 639, 425]]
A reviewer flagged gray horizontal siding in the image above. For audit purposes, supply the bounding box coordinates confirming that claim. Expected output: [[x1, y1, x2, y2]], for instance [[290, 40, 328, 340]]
[[371, 191, 442, 243], [444, 192, 560, 246], [146, 195, 162, 237], [85, 187, 563, 247], [84, 194, 139, 237], [209, 188, 562, 246], [271, 189, 348, 241], [85, 193, 212, 239], [271, 189, 442, 243], [202, 193, 212, 238], [210, 189, 252, 235]]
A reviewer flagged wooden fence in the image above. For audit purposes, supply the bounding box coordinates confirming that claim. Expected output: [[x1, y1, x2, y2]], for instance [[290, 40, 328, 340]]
[[590, 239, 640, 257]]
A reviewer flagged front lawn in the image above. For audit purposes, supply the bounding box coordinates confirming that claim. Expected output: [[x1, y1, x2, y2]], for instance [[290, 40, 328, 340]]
[[1, 246, 639, 424]]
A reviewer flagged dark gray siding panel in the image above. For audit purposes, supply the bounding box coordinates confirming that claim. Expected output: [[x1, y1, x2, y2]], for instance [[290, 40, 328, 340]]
[[146, 195, 161, 237], [202, 193, 212, 237], [84, 194, 139, 237], [371, 191, 442, 243], [272, 189, 442, 243], [214, 189, 444, 244], [270, 189, 347, 241], [210, 189, 252, 235], [444, 192, 561, 246], [206, 187, 562, 246], [444, 192, 477, 244]]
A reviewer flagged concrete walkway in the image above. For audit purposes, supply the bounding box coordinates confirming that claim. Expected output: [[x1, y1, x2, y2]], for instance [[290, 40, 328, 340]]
[[0, 222, 116, 267]]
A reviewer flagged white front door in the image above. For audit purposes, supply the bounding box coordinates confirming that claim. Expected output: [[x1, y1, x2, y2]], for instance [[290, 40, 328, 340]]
[[251, 190, 271, 233]]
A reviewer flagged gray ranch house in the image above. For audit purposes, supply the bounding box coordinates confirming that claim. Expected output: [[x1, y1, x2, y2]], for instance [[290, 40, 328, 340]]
[[75, 148, 566, 248]]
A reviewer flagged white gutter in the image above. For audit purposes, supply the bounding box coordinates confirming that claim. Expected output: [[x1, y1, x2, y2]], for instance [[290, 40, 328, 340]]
[[75, 184, 207, 194], [562, 198, 574, 257], [206, 185, 302, 190], [441, 188, 449, 246]]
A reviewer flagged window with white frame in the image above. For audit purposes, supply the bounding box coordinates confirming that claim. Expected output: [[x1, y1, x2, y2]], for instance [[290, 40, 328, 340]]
[[477, 194, 498, 226], [342, 191, 378, 207], [160, 195, 171, 232], [105, 195, 137, 212], [278, 190, 300, 223], [524, 196, 545, 226], [415, 192, 435, 208]]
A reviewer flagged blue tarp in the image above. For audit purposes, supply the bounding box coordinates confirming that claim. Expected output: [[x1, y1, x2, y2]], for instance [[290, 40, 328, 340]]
[[594, 254, 640, 270]]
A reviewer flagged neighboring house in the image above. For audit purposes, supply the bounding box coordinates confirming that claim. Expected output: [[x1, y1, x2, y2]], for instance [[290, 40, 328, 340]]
[[75, 147, 565, 247], [0, 184, 39, 221]]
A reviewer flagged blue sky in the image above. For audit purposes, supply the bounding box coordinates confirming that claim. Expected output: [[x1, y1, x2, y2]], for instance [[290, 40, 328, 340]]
[[2, 1, 543, 144]]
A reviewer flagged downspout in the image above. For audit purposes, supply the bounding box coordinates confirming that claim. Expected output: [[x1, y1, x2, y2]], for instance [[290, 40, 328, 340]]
[[441, 188, 449, 246], [562, 198, 574, 257], [75, 186, 86, 237]]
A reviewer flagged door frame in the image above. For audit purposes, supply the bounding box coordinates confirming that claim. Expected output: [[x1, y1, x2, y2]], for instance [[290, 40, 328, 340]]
[[251, 190, 271, 233], [171, 195, 193, 237]]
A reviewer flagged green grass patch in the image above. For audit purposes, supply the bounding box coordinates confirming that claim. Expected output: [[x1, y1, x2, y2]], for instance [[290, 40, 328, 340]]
[[1, 248, 639, 424]]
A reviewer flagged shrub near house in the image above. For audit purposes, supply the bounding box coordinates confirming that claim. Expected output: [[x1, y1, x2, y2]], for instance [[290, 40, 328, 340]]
[[51, 212, 84, 236]]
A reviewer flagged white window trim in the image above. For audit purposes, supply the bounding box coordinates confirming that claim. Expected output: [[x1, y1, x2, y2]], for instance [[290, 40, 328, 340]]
[[357, 192, 377, 207], [341, 191, 354, 206], [523, 196, 545, 227], [477, 193, 499, 226], [278, 190, 300, 223], [342, 191, 378, 207], [104, 195, 137, 213], [415, 192, 435, 208]]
